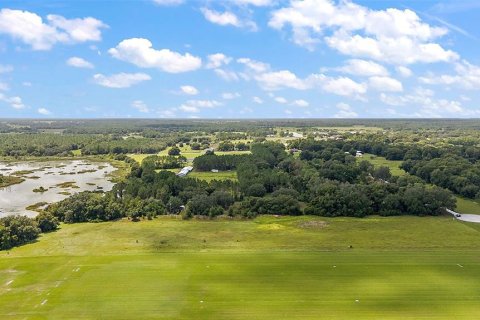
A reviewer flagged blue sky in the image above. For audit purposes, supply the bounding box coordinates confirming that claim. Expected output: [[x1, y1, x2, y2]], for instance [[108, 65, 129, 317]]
[[1, 0, 480, 118]]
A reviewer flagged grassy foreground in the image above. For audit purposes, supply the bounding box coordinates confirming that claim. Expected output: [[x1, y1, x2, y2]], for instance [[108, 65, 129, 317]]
[[1, 216, 480, 319]]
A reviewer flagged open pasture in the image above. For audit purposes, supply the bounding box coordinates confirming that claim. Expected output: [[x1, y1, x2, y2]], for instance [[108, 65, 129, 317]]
[[1, 216, 480, 319]]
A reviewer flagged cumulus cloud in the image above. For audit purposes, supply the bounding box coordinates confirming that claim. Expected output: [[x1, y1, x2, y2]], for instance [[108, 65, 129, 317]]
[[66, 57, 94, 69], [222, 92, 241, 99], [180, 85, 199, 95], [321, 76, 367, 98], [206, 53, 232, 69], [396, 66, 412, 77], [292, 99, 309, 107], [109, 38, 202, 73], [253, 96, 264, 104], [37, 107, 51, 115], [380, 87, 466, 117], [237, 58, 270, 73], [0, 9, 107, 50], [0, 93, 25, 109], [334, 102, 358, 118], [338, 59, 388, 77], [255, 70, 310, 90], [419, 61, 480, 90], [269, 0, 457, 64], [368, 76, 403, 92], [131, 100, 150, 113], [93, 73, 151, 88], [201, 8, 257, 31], [274, 96, 288, 104], [179, 99, 222, 113], [214, 69, 240, 81]]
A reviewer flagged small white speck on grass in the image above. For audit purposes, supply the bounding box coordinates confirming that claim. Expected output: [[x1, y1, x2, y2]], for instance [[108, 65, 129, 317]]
[[200, 300, 204, 303], [355, 299, 359, 303], [457, 264, 464, 268], [5, 280, 13, 286], [41, 299, 48, 306], [333, 265, 336, 268]]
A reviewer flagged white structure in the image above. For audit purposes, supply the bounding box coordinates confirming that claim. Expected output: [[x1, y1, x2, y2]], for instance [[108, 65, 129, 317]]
[[176, 166, 193, 177], [211, 169, 219, 173], [355, 150, 363, 157]]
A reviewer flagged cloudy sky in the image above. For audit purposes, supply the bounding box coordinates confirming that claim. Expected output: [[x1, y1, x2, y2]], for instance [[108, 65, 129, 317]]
[[0, 0, 479, 118]]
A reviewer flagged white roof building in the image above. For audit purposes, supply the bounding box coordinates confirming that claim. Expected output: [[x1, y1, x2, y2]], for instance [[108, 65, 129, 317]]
[[176, 166, 193, 177]]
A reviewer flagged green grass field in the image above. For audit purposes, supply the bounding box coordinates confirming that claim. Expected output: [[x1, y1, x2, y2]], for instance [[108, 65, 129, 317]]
[[2, 216, 480, 319], [189, 170, 237, 182], [362, 153, 406, 176], [456, 197, 480, 214]]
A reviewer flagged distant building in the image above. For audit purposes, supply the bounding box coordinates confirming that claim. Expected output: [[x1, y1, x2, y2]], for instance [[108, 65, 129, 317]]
[[211, 169, 219, 173], [355, 150, 363, 157], [176, 166, 193, 177]]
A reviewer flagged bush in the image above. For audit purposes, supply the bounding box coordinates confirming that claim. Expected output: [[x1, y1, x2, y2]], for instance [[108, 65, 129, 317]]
[[35, 212, 59, 232]]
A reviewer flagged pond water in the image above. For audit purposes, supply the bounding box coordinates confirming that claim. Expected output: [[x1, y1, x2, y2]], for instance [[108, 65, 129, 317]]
[[0, 160, 116, 218]]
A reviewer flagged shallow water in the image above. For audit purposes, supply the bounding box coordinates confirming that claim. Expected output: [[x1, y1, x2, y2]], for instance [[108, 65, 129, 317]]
[[0, 160, 116, 217]]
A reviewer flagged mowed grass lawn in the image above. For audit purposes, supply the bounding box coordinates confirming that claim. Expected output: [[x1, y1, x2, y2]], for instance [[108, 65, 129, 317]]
[[189, 170, 237, 182], [362, 153, 406, 176], [2, 216, 480, 319]]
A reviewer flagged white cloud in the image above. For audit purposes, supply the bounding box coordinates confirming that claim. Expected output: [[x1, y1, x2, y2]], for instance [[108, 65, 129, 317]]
[[322, 76, 367, 98], [419, 61, 480, 90], [131, 100, 150, 113], [396, 66, 412, 77], [0, 65, 13, 73], [93, 73, 151, 88], [237, 58, 270, 73], [66, 56, 94, 69], [206, 53, 232, 69], [37, 107, 51, 115], [269, 0, 458, 64], [0, 82, 8, 91], [179, 99, 222, 113], [180, 85, 199, 95], [255, 70, 310, 90], [214, 69, 239, 81], [253, 96, 264, 104], [201, 8, 257, 31], [284, 109, 293, 115], [274, 96, 288, 104], [0, 9, 107, 50], [334, 102, 358, 118], [338, 59, 388, 77], [232, 0, 273, 6], [222, 92, 241, 99], [380, 87, 466, 116], [46, 15, 107, 43], [109, 38, 202, 73], [292, 99, 309, 107], [0, 94, 25, 109], [152, 0, 184, 6], [368, 76, 403, 92]]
